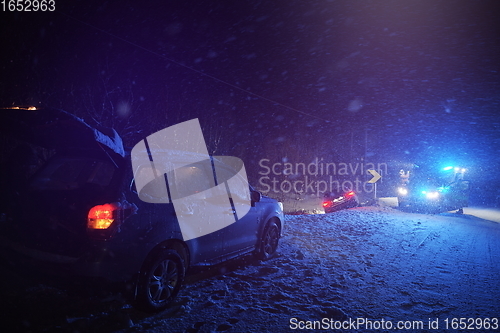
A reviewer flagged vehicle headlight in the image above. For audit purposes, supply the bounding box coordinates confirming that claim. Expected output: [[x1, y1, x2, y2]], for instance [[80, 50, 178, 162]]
[[425, 191, 440, 199], [398, 187, 408, 196]]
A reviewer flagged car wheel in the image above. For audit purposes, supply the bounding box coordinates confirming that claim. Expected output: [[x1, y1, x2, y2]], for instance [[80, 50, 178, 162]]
[[255, 220, 280, 260], [135, 249, 185, 312]]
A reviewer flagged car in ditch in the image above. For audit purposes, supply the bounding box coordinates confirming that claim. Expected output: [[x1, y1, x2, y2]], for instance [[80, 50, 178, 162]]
[[322, 190, 359, 213], [0, 106, 284, 312]]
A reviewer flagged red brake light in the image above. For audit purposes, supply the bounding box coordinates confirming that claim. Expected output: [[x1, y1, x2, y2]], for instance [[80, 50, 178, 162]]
[[88, 203, 119, 230], [323, 201, 332, 208], [87, 201, 138, 240], [345, 191, 355, 197], [87, 203, 123, 240]]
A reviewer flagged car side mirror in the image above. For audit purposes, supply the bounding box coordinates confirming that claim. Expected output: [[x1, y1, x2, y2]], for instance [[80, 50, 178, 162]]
[[251, 190, 261, 207]]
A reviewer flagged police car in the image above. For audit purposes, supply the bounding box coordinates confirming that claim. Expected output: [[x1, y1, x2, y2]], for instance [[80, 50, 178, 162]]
[[397, 165, 470, 213]]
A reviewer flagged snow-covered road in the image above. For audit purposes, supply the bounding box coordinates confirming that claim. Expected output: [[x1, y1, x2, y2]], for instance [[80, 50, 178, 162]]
[[2, 206, 499, 332], [117, 207, 500, 332]]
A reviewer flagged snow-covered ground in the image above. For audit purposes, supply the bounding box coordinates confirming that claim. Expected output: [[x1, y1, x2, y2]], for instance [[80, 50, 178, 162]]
[[461, 207, 500, 224], [2, 206, 499, 332]]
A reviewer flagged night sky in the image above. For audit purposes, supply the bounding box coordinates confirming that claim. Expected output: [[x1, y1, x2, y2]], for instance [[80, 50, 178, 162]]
[[1, 0, 500, 189]]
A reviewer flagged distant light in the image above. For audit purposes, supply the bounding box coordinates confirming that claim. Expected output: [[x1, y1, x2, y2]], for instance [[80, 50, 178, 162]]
[[454, 167, 460, 172], [426, 191, 439, 199], [443, 166, 453, 171], [3, 106, 37, 110], [398, 187, 408, 196], [461, 168, 466, 173]]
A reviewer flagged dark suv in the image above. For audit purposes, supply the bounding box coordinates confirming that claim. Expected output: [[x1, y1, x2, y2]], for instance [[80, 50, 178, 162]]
[[0, 107, 284, 312]]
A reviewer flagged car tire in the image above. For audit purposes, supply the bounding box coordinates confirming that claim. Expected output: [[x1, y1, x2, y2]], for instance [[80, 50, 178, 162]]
[[255, 220, 280, 260], [135, 249, 185, 312]]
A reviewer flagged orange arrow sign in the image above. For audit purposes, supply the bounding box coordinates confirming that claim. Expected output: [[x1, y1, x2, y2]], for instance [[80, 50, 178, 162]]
[[367, 169, 381, 183]]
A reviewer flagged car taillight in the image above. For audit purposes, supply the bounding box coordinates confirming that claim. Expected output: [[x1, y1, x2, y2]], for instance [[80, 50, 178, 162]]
[[87, 202, 137, 240], [345, 191, 355, 197], [88, 203, 119, 230], [323, 201, 332, 208]]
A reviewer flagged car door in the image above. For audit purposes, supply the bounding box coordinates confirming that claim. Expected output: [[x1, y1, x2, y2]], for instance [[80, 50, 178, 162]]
[[212, 158, 260, 254], [170, 160, 231, 262], [222, 189, 260, 255]]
